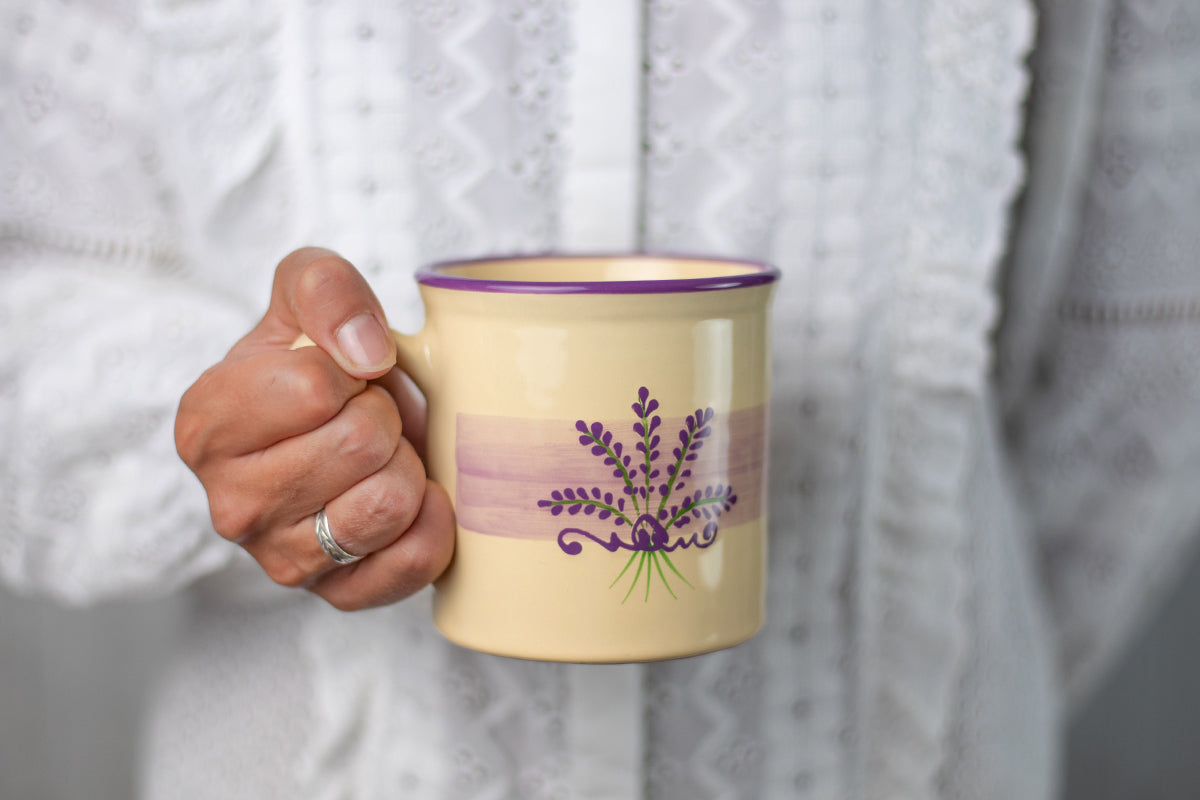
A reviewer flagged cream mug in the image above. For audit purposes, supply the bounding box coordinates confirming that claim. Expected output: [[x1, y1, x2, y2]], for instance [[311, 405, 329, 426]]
[[350, 255, 775, 662]]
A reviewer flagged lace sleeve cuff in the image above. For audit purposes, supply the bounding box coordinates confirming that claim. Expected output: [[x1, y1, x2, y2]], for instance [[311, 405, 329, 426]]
[[0, 261, 247, 604]]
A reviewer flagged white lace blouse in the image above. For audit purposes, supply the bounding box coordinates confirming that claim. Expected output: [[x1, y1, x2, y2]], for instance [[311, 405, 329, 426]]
[[4, 1, 1200, 798]]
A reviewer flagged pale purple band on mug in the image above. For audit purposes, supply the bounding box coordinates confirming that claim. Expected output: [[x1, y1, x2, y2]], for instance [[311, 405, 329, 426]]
[[455, 407, 766, 541], [416, 254, 781, 294]]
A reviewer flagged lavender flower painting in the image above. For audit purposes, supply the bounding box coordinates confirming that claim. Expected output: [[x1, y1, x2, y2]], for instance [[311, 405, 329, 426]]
[[537, 387, 737, 602]]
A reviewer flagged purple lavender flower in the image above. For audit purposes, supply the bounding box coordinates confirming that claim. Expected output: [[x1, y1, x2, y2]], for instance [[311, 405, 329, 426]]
[[538, 387, 737, 602]]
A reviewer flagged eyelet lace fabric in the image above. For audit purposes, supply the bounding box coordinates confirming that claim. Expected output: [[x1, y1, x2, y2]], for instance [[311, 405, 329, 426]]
[[5, 1, 1200, 799]]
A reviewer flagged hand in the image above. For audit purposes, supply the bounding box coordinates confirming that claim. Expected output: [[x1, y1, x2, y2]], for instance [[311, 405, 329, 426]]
[[175, 247, 454, 610]]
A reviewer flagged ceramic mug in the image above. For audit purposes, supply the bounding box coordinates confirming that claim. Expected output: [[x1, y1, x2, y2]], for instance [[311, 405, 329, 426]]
[[361, 255, 775, 662]]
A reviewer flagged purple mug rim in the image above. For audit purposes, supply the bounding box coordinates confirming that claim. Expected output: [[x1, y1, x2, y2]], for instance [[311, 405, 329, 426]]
[[414, 253, 781, 294]]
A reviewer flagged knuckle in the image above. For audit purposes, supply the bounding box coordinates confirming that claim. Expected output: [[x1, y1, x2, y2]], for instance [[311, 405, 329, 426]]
[[286, 356, 347, 424], [403, 546, 443, 587], [402, 533, 452, 588], [262, 556, 310, 590], [363, 469, 425, 531], [173, 410, 205, 467], [207, 491, 259, 542], [335, 399, 399, 474], [337, 420, 391, 474], [417, 490, 455, 580], [365, 492, 411, 536], [174, 371, 220, 466]]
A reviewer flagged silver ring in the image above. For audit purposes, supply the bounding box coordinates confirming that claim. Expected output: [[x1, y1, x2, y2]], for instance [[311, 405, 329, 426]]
[[315, 507, 362, 565]]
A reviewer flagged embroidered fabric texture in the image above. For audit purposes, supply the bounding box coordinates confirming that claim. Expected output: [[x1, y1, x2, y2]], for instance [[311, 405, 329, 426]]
[[1002, 0, 1200, 707], [4, 1, 1200, 799]]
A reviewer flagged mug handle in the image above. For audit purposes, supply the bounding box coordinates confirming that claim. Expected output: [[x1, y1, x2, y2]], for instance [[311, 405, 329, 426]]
[[291, 329, 434, 394], [390, 329, 434, 392]]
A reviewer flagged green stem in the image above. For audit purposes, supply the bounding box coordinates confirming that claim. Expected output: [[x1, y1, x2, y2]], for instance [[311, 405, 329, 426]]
[[644, 553, 654, 602], [609, 551, 640, 589], [583, 432, 641, 515], [622, 552, 648, 604], [664, 495, 726, 530], [657, 426, 697, 515], [652, 552, 677, 599], [642, 418, 654, 504], [658, 549, 694, 590]]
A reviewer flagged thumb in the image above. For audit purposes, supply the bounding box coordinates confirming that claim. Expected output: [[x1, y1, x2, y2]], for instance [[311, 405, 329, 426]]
[[252, 247, 396, 379]]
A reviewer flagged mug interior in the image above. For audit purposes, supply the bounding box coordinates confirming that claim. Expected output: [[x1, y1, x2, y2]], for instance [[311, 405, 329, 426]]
[[417, 255, 779, 293]]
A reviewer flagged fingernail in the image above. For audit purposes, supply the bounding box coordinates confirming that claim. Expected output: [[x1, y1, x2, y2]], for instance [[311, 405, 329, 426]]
[[336, 313, 391, 370]]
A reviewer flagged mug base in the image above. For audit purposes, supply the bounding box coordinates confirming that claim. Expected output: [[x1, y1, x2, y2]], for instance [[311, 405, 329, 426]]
[[431, 617, 764, 664]]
